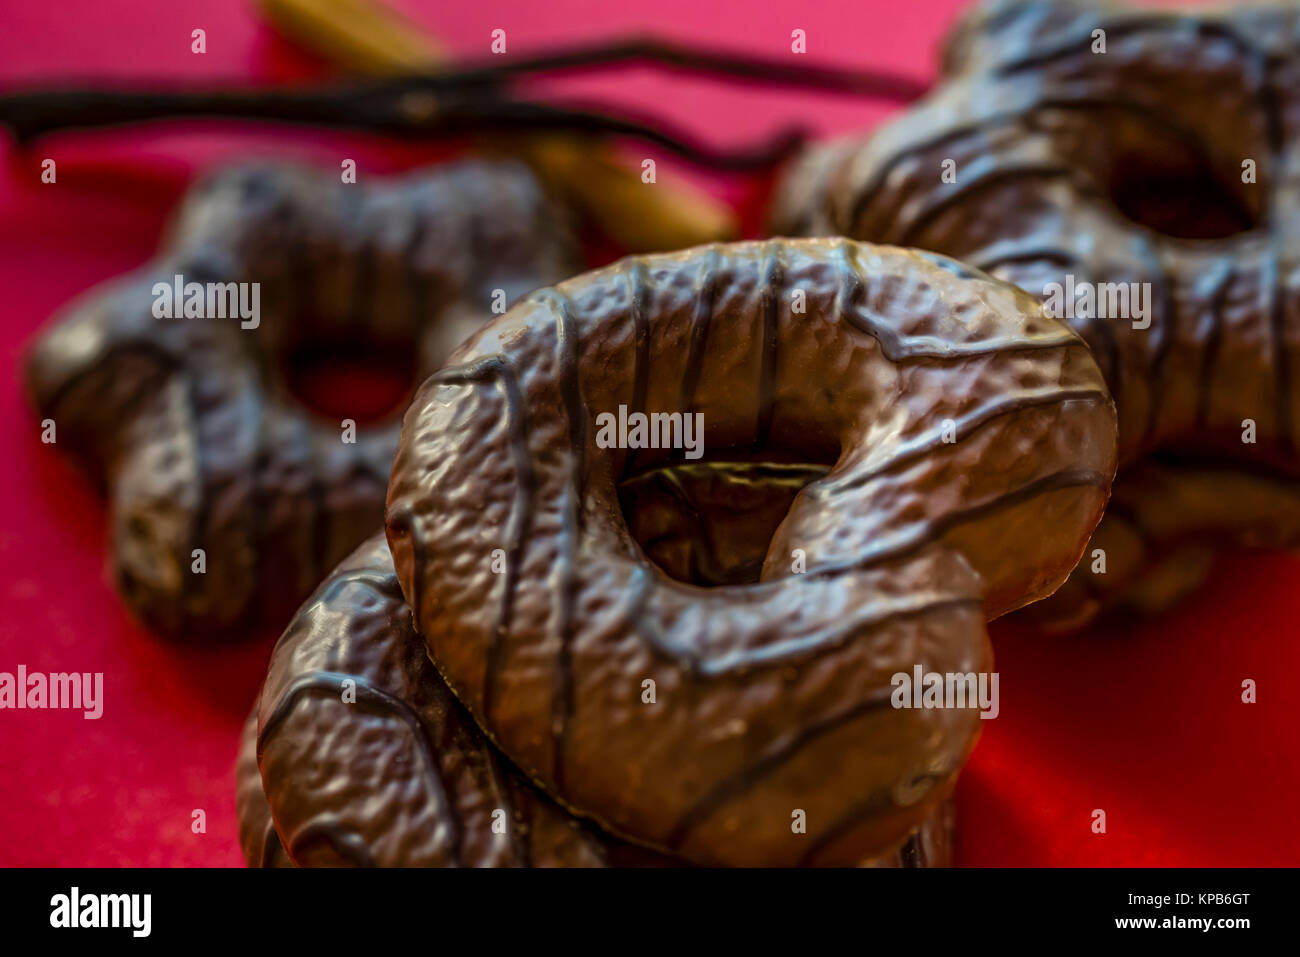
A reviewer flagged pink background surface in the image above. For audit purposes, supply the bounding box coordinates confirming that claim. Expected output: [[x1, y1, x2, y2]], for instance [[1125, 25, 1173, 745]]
[[1, 0, 1296, 866]]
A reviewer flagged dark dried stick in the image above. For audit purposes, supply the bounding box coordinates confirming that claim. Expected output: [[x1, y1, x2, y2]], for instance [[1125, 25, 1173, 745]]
[[0, 84, 806, 171], [412, 35, 932, 101]]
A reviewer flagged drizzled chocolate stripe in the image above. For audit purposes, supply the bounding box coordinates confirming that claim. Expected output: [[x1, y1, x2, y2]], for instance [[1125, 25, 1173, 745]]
[[1195, 262, 1235, 430], [550, 481, 579, 792], [35, 336, 180, 416], [848, 96, 1248, 244], [667, 687, 897, 848], [1259, 49, 1287, 184], [967, 239, 1079, 273], [1135, 233, 1174, 449], [808, 468, 1111, 580], [423, 355, 536, 725], [963, 243, 1128, 400], [831, 240, 1079, 360], [846, 121, 988, 233], [538, 288, 587, 791], [622, 258, 652, 479], [755, 240, 783, 451], [678, 246, 723, 422], [833, 386, 1110, 495], [1076, 296, 1124, 412], [258, 669, 463, 863], [625, 562, 981, 678], [895, 162, 1084, 247], [483, 747, 531, 867], [542, 289, 588, 512], [795, 770, 950, 866]]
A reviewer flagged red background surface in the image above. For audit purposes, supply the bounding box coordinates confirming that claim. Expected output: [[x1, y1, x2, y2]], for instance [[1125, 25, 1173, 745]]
[[0, 0, 1296, 867]]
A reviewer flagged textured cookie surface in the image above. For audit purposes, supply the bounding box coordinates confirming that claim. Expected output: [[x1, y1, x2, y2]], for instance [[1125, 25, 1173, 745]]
[[386, 238, 1116, 865], [250, 533, 676, 867]]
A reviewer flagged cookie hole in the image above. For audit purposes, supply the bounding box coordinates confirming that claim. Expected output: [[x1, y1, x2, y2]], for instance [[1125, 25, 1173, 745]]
[[281, 340, 418, 424], [1109, 152, 1258, 240], [618, 456, 833, 587]]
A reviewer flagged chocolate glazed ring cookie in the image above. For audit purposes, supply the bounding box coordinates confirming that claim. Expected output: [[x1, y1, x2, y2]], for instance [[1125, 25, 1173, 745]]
[[385, 238, 1117, 865], [24, 159, 579, 640], [772, 0, 1300, 628]]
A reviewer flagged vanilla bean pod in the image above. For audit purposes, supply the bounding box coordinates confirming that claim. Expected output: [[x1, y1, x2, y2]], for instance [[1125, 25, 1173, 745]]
[[0, 82, 806, 171], [410, 35, 932, 100]]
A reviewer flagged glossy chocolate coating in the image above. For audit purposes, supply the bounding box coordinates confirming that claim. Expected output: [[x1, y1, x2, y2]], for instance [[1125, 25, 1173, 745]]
[[772, 0, 1300, 627], [239, 527, 956, 867], [249, 532, 677, 867], [24, 159, 580, 640], [385, 238, 1116, 865]]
